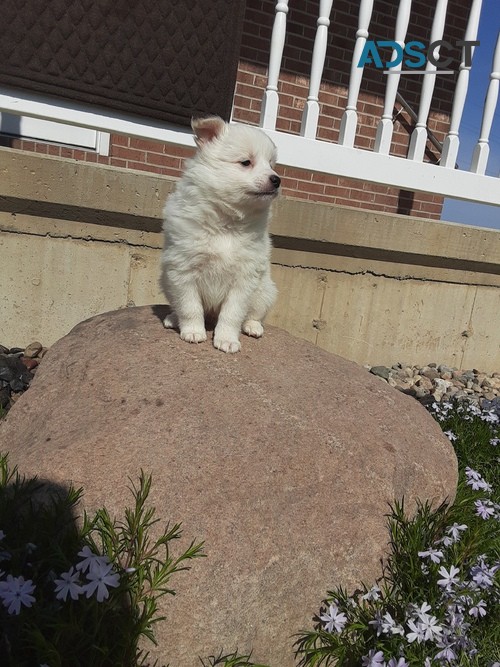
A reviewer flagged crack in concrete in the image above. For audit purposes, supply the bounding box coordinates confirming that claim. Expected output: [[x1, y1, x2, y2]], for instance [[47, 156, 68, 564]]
[[0, 223, 162, 251], [271, 261, 499, 288], [1, 226, 499, 289]]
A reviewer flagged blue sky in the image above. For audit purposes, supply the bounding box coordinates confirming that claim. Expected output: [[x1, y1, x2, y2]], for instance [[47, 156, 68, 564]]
[[441, 0, 500, 230]]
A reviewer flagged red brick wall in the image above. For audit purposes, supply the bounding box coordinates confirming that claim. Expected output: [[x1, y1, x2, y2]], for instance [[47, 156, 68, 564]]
[[2, 0, 468, 221]]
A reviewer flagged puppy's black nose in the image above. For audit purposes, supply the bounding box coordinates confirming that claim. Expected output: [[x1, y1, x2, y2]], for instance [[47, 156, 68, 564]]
[[270, 174, 281, 189]]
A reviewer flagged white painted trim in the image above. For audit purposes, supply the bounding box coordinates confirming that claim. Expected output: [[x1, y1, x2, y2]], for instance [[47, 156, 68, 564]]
[[266, 130, 500, 206], [0, 86, 195, 148], [0, 111, 111, 155]]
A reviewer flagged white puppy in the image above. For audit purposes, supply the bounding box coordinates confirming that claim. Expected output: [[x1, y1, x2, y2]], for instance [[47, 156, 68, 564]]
[[160, 116, 280, 353]]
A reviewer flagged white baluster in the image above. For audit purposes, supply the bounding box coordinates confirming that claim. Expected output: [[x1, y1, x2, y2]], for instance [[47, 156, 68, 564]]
[[374, 0, 412, 154], [338, 0, 375, 147], [471, 31, 500, 175], [441, 0, 483, 168], [301, 0, 334, 139], [260, 1, 289, 130], [407, 0, 449, 161]]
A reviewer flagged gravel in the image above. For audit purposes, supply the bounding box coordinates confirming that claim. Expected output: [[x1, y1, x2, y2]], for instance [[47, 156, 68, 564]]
[[367, 362, 500, 415]]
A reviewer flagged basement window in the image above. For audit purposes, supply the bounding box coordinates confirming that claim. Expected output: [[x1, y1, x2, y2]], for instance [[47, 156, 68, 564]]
[[0, 112, 110, 156]]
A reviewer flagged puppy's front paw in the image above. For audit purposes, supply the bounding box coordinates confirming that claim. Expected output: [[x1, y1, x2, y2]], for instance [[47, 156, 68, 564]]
[[180, 329, 207, 344], [163, 312, 178, 329], [243, 319, 264, 338], [213, 336, 241, 354]]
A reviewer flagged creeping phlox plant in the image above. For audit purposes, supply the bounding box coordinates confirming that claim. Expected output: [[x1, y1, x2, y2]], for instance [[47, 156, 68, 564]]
[[0, 456, 204, 666], [295, 401, 500, 667]]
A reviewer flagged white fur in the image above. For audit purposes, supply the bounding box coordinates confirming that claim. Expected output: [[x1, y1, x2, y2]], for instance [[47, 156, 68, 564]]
[[160, 116, 280, 353]]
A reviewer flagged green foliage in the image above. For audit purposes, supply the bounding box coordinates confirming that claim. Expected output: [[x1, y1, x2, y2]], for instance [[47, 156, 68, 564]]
[[200, 650, 270, 667], [0, 455, 204, 666], [295, 401, 500, 667]]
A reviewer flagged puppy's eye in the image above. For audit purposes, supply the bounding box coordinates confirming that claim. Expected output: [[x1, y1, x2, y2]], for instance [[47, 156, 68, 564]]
[[240, 159, 252, 167]]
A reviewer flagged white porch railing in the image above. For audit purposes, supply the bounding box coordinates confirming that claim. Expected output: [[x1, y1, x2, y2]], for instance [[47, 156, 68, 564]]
[[0, 0, 499, 208]]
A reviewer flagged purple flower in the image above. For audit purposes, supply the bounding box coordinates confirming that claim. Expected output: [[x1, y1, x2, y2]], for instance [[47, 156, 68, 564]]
[[469, 600, 487, 618], [437, 565, 460, 591], [54, 566, 84, 601], [361, 649, 385, 666], [0, 575, 36, 615], [76, 546, 111, 573], [474, 499, 495, 520], [418, 548, 444, 563], [83, 562, 120, 602], [446, 523, 468, 542], [320, 603, 347, 633], [406, 619, 426, 644]]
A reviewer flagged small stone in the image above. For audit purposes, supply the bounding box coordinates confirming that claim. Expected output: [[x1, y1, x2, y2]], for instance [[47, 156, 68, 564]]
[[416, 377, 433, 391], [0, 344, 9, 354], [453, 390, 468, 401], [0, 358, 15, 383], [0, 388, 10, 409], [9, 347, 24, 355], [483, 392, 496, 401], [482, 377, 500, 390], [24, 342, 43, 358], [421, 368, 440, 380], [40, 347, 50, 358], [21, 357, 39, 371], [394, 382, 414, 394], [414, 386, 430, 399], [434, 379, 452, 394], [9, 377, 26, 392], [370, 366, 391, 381]]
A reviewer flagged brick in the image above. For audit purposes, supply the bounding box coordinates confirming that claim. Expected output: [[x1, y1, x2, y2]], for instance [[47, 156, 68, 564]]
[[109, 158, 128, 168], [34, 143, 49, 154], [112, 146, 146, 161], [111, 134, 129, 147], [60, 147, 76, 159], [129, 137, 166, 153], [146, 153, 181, 168], [127, 161, 163, 174]]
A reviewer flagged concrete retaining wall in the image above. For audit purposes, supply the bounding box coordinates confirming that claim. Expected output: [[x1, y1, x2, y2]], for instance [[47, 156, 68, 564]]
[[1, 147, 499, 369]]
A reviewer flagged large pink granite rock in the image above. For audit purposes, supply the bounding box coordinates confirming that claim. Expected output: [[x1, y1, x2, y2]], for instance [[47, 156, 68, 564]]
[[1, 306, 457, 666]]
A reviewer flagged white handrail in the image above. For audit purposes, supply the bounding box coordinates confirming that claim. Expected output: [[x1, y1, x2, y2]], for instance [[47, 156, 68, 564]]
[[260, 1, 289, 130], [471, 31, 500, 175], [407, 0, 449, 161], [441, 0, 483, 168], [338, 0, 374, 147], [301, 0, 334, 139], [374, 0, 413, 154]]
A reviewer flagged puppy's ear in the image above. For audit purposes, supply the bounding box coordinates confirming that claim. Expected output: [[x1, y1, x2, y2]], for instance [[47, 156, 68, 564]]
[[191, 116, 226, 148]]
